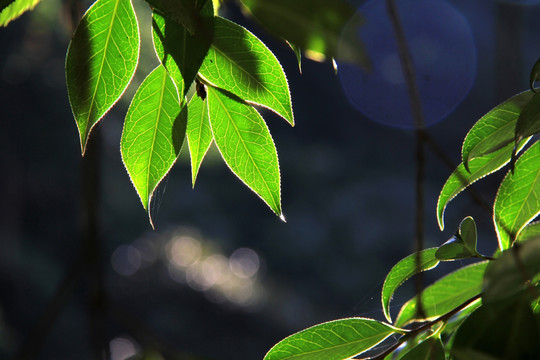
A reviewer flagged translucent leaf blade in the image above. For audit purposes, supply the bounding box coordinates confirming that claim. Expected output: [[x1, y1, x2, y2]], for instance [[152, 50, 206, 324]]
[[494, 141, 540, 250], [199, 16, 294, 125], [264, 318, 399, 360], [395, 261, 487, 327], [151, 1, 213, 95], [207, 86, 282, 217], [436, 216, 479, 261], [400, 337, 445, 360], [461, 91, 533, 170], [381, 248, 439, 323], [186, 93, 212, 186], [66, 0, 140, 154], [436, 139, 530, 230], [0, 0, 40, 27], [517, 221, 540, 242], [515, 90, 540, 142], [121, 65, 186, 227]]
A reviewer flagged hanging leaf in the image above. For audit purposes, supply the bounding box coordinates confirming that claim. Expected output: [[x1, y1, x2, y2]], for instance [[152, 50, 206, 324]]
[[400, 337, 446, 360], [494, 141, 540, 250], [461, 91, 533, 171], [66, 0, 140, 154], [381, 248, 439, 323], [206, 86, 282, 218], [121, 65, 186, 227], [515, 90, 540, 145], [437, 139, 530, 230], [151, 1, 213, 95], [436, 216, 479, 261], [264, 318, 401, 360], [395, 261, 487, 327], [0, 0, 40, 26], [186, 92, 212, 186], [483, 237, 540, 303], [145, 0, 211, 36], [237, 0, 369, 67], [199, 16, 294, 125]]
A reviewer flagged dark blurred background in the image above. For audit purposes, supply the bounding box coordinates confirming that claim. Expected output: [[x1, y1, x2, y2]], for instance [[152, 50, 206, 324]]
[[1, 0, 540, 358]]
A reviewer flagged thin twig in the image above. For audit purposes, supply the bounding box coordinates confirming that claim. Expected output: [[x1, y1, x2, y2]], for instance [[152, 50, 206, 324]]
[[385, 0, 427, 319]]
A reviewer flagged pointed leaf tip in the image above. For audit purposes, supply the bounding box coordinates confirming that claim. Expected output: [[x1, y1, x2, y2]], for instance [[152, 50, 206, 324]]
[[279, 213, 286, 222]]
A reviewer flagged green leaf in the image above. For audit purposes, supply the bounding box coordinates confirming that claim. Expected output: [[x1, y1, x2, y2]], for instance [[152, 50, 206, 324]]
[[66, 0, 140, 154], [395, 261, 488, 327], [206, 86, 282, 218], [400, 337, 445, 360], [263, 318, 400, 360], [237, 0, 369, 67], [451, 297, 540, 360], [0, 0, 40, 26], [437, 139, 530, 230], [461, 91, 533, 170], [436, 216, 479, 261], [151, 0, 213, 95], [145, 0, 211, 36], [199, 17, 294, 125], [518, 221, 540, 243], [515, 91, 540, 144], [381, 248, 439, 323], [494, 141, 540, 250], [483, 237, 540, 303], [121, 65, 186, 227], [530, 57, 540, 91], [186, 92, 212, 186]]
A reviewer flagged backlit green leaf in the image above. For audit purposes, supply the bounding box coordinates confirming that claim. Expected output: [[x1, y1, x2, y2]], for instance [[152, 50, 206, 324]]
[[0, 0, 40, 26], [515, 90, 540, 143], [437, 140, 530, 230], [151, 1, 213, 95], [199, 17, 294, 125], [238, 0, 369, 67], [483, 237, 540, 303], [121, 65, 186, 227], [381, 248, 439, 323], [207, 86, 282, 218], [66, 0, 140, 154], [518, 221, 540, 242], [494, 141, 540, 250], [186, 93, 212, 186], [461, 91, 533, 170], [264, 318, 400, 360], [400, 337, 445, 360], [145, 0, 211, 35], [395, 261, 487, 327], [436, 216, 479, 261]]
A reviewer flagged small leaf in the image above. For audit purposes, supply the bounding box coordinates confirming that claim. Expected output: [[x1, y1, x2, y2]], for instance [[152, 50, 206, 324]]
[[437, 139, 530, 230], [381, 248, 439, 323], [199, 17, 294, 125], [530, 57, 540, 91], [483, 237, 540, 303], [145, 0, 211, 36], [462, 91, 533, 170], [400, 337, 445, 360], [0, 0, 40, 26], [517, 221, 540, 243], [238, 0, 369, 67], [66, 0, 140, 154], [451, 297, 540, 360], [151, 1, 213, 95], [206, 86, 282, 217], [494, 140, 540, 250], [436, 216, 478, 261], [121, 65, 186, 227], [515, 90, 540, 144], [263, 318, 401, 360], [395, 261, 488, 327], [186, 93, 212, 186]]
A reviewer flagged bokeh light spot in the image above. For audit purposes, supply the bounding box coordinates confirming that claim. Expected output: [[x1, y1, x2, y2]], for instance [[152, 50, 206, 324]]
[[110, 337, 138, 360], [111, 245, 141, 276], [338, 0, 476, 128], [168, 235, 202, 268], [229, 248, 260, 279]]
